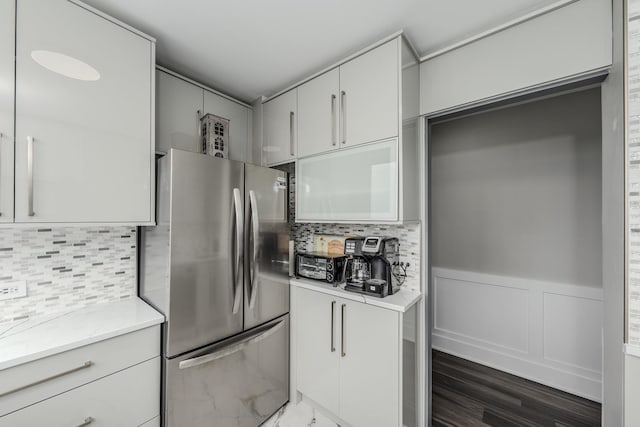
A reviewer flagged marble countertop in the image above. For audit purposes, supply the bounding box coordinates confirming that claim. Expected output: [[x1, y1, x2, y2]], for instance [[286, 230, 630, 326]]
[[290, 278, 422, 313], [0, 298, 164, 371]]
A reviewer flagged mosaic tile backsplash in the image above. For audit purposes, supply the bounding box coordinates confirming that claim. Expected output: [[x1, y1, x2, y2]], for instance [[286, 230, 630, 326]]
[[280, 164, 422, 293], [630, 0, 640, 347], [0, 227, 137, 324]]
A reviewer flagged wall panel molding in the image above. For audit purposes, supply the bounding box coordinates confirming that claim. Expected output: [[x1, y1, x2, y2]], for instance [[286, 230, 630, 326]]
[[432, 267, 603, 402]]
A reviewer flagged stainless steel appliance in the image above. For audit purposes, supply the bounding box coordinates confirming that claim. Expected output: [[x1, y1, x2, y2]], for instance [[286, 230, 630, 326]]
[[344, 236, 400, 298], [295, 252, 347, 284], [140, 149, 290, 427]]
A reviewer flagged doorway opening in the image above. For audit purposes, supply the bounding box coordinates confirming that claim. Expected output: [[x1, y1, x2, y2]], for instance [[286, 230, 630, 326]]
[[427, 86, 604, 426]]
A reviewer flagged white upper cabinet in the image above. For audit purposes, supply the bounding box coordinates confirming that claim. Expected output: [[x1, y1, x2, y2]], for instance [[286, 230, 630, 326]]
[[203, 90, 250, 163], [263, 89, 297, 165], [156, 70, 203, 154], [297, 138, 398, 222], [292, 36, 419, 223], [339, 38, 398, 147], [0, 0, 14, 223], [296, 39, 400, 159], [420, 0, 612, 115], [297, 68, 340, 158], [14, 0, 154, 224], [156, 69, 252, 162]]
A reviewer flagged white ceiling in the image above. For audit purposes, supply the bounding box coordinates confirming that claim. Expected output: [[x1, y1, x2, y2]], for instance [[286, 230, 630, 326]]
[[82, 0, 559, 103]]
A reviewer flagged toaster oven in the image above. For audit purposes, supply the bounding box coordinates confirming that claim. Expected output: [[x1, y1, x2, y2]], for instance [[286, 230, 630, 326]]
[[295, 252, 347, 284]]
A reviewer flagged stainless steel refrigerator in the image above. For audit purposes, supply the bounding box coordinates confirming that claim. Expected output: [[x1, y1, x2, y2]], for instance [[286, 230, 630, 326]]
[[140, 149, 290, 427]]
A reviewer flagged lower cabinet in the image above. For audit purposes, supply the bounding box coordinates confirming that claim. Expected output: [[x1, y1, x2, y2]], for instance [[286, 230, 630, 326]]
[[295, 286, 401, 427], [1, 357, 160, 427], [0, 326, 161, 427]]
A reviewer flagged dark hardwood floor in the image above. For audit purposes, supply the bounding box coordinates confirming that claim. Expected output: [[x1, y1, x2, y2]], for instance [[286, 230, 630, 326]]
[[432, 350, 601, 427]]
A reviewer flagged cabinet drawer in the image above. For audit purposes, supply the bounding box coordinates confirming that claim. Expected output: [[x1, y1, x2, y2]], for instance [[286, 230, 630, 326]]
[[0, 326, 159, 416], [0, 357, 160, 427]]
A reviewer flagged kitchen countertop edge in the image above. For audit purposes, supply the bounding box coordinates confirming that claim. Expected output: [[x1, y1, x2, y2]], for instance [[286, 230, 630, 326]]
[[0, 298, 164, 371], [290, 277, 422, 312]]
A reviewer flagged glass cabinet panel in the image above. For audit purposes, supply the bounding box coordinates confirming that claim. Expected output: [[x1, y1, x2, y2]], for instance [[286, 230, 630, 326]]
[[296, 139, 398, 222]]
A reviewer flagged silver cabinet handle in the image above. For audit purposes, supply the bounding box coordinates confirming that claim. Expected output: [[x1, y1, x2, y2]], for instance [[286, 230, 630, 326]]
[[289, 111, 295, 156], [179, 318, 285, 369], [76, 417, 94, 427], [197, 109, 203, 153], [27, 136, 35, 216], [340, 91, 346, 145], [248, 190, 260, 310], [331, 94, 337, 146], [0, 361, 93, 398], [331, 300, 336, 352], [232, 188, 243, 314], [341, 303, 346, 357]]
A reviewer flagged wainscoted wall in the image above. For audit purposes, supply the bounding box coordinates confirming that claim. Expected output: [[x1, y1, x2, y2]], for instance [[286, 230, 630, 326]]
[[0, 227, 137, 324], [432, 267, 603, 402]]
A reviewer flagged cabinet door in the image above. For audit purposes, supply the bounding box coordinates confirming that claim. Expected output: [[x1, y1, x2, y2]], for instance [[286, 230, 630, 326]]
[[298, 68, 339, 158], [14, 0, 153, 223], [156, 70, 203, 154], [263, 89, 296, 165], [339, 39, 399, 147], [204, 90, 250, 162], [297, 139, 398, 222], [339, 301, 400, 427], [295, 287, 340, 415], [0, 0, 13, 222]]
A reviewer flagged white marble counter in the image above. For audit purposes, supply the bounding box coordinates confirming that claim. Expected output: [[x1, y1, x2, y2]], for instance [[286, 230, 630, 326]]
[[290, 278, 422, 313], [0, 298, 164, 371]]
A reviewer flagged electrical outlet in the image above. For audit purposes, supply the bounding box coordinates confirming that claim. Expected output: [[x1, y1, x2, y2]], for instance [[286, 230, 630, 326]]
[[0, 281, 27, 301]]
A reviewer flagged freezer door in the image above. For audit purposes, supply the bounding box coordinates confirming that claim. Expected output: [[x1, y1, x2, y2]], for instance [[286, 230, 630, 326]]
[[166, 149, 245, 357], [244, 164, 290, 329], [164, 314, 289, 427]]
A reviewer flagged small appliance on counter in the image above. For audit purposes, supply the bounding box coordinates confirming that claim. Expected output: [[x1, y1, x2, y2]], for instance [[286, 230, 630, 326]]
[[295, 252, 347, 285], [344, 236, 401, 298]]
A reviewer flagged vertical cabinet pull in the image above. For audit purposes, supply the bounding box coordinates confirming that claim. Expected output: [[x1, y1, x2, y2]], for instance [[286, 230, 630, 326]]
[[331, 94, 337, 146], [197, 109, 203, 153], [330, 300, 336, 352], [340, 91, 346, 145], [341, 303, 346, 357], [289, 111, 295, 156], [27, 136, 35, 217]]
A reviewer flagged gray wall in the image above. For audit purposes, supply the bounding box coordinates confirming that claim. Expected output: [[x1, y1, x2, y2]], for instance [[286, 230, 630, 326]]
[[430, 88, 602, 287]]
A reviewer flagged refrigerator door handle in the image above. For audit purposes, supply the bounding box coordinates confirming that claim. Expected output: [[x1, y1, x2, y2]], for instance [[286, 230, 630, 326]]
[[248, 190, 260, 309], [178, 318, 286, 370], [232, 188, 244, 314]]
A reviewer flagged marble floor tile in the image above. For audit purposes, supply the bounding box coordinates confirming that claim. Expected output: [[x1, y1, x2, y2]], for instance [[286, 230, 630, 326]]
[[262, 400, 339, 427]]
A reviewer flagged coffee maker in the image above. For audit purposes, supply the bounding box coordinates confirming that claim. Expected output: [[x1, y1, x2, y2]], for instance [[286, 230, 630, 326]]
[[343, 236, 400, 298]]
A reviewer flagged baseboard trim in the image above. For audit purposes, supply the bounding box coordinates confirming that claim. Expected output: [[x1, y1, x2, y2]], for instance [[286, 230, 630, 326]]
[[433, 335, 601, 402]]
